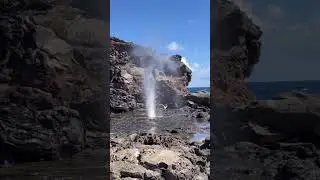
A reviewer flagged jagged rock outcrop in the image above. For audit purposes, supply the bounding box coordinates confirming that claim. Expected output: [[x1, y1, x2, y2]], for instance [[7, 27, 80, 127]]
[[187, 91, 210, 107], [211, 0, 262, 107], [211, 1, 320, 179], [213, 92, 320, 179], [244, 92, 320, 145], [0, 0, 109, 162], [110, 37, 192, 112], [0, 0, 194, 162], [214, 91, 320, 147]]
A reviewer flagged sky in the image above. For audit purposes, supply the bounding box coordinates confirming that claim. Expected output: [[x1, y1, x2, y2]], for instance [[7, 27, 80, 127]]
[[232, 0, 320, 82], [110, 0, 210, 87]]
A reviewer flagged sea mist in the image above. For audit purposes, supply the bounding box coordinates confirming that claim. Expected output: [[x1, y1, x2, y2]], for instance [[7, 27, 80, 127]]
[[132, 47, 181, 120]]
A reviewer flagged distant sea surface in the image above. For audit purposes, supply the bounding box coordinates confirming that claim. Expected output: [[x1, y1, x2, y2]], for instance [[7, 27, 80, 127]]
[[188, 80, 320, 100], [247, 80, 320, 100], [188, 87, 210, 93]]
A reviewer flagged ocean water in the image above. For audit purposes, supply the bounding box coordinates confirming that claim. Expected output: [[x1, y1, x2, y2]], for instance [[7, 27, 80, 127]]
[[189, 87, 210, 93], [188, 81, 320, 142], [247, 80, 320, 100], [189, 80, 320, 100]]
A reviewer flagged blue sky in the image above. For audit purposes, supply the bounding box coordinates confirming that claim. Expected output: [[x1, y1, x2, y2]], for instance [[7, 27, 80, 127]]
[[111, 0, 210, 87]]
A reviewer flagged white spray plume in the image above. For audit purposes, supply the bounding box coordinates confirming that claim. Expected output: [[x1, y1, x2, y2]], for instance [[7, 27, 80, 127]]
[[131, 46, 181, 120]]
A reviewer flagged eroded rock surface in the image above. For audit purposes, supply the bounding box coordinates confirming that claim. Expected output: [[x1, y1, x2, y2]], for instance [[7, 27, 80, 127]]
[[109, 38, 193, 112], [0, 0, 210, 170], [244, 92, 320, 145], [215, 91, 320, 148], [211, 0, 262, 107], [110, 133, 210, 180], [187, 91, 210, 107], [0, 0, 108, 162], [211, 1, 320, 180]]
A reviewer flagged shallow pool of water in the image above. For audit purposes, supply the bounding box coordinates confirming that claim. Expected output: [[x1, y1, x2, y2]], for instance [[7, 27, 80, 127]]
[[191, 133, 209, 142], [191, 122, 210, 141]]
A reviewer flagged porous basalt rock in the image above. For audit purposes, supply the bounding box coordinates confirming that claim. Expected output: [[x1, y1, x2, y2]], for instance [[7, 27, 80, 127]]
[[0, 0, 108, 162], [211, 0, 262, 107], [110, 133, 210, 180], [109, 37, 193, 111], [0, 0, 201, 163]]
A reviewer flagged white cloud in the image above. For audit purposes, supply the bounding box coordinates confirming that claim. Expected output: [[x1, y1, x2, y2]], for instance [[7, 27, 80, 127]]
[[167, 41, 184, 51]]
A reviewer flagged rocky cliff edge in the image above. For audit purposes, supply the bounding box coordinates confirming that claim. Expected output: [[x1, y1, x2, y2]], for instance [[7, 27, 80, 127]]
[[0, 0, 194, 162], [211, 0, 262, 107], [110, 37, 192, 112]]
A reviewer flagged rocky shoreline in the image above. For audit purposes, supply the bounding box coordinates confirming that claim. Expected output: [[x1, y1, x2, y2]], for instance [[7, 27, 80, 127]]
[[212, 91, 320, 179], [0, 1, 211, 179], [211, 1, 320, 179], [1, 0, 320, 180], [110, 133, 210, 179], [107, 11, 212, 179]]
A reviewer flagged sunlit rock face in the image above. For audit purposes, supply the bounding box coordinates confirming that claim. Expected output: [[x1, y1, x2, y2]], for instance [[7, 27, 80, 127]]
[[110, 37, 192, 112]]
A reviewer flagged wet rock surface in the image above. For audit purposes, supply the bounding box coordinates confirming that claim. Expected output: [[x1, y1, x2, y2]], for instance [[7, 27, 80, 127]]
[[111, 106, 209, 135], [110, 102, 210, 180]]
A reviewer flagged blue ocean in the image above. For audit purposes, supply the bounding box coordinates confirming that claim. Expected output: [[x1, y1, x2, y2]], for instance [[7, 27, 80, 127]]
[[188, 87, 210, 93], [189, 80, 320, 100], [247, 81, 320, 100]]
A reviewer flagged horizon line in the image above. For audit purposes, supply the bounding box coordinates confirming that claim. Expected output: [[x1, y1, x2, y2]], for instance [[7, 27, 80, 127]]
[[246, 79, 320, 83]]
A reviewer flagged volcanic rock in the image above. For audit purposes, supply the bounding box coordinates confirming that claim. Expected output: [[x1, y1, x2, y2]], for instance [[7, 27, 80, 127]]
[[243, 92, 320, 145], [110, 133, 210, 180], [0, 0, 108, 162], [110, 37, 192, 111], [187, 91, 210, 107], [211, 0, 262, 107], [211, 1, 320, 179]]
